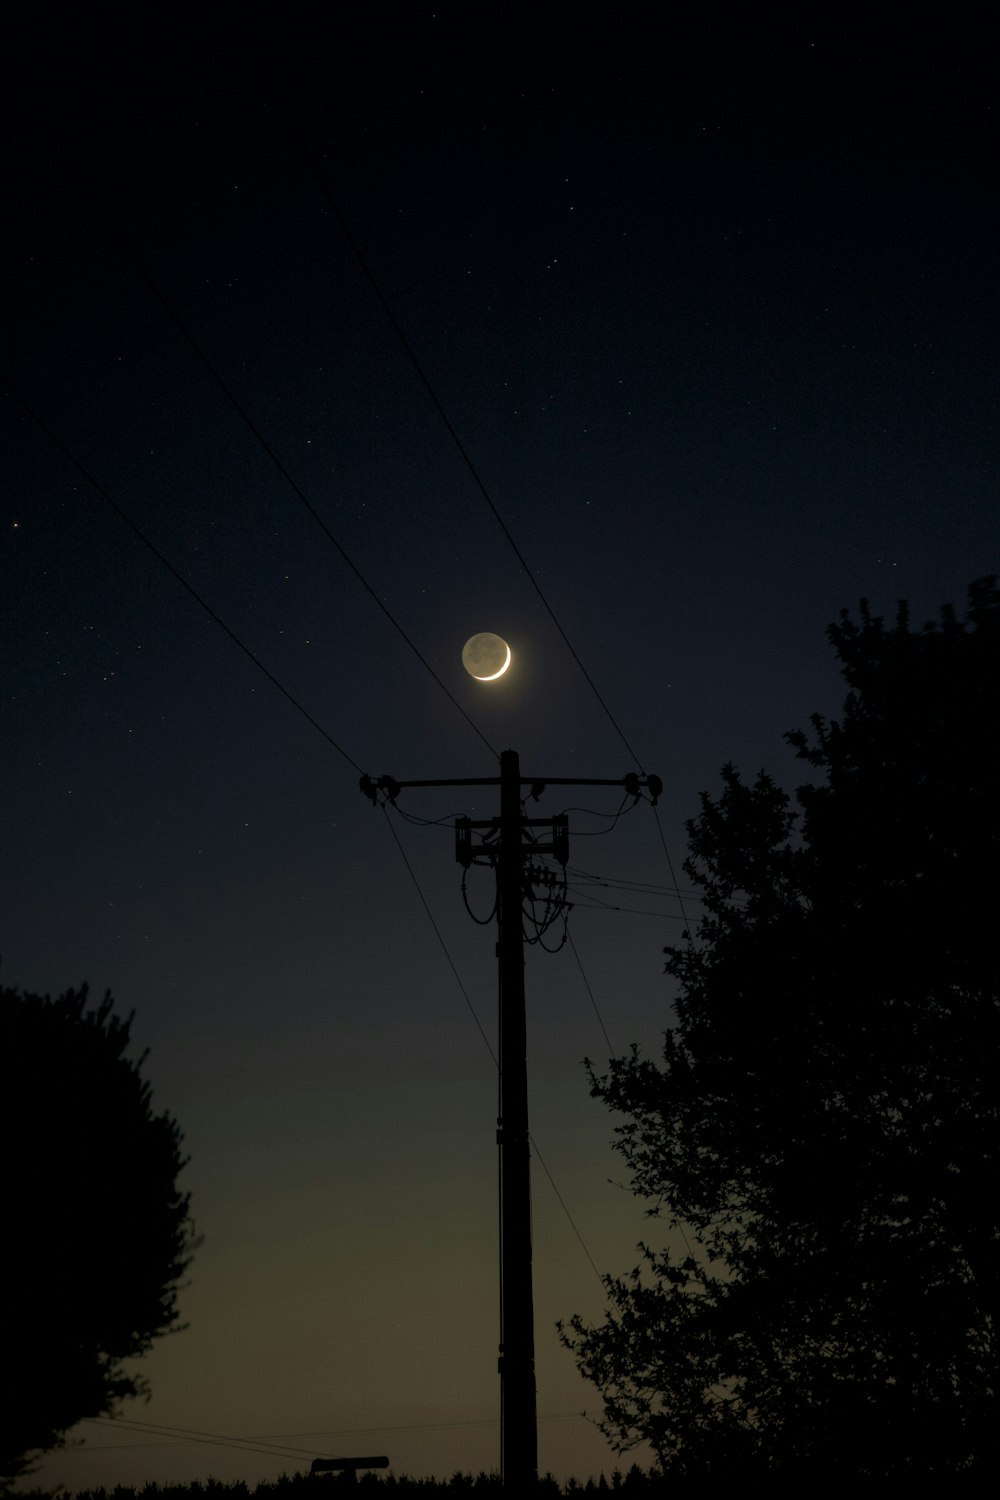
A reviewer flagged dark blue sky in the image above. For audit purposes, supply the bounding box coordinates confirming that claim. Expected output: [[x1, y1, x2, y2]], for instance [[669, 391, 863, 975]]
[[2, 4, 995, 1486]]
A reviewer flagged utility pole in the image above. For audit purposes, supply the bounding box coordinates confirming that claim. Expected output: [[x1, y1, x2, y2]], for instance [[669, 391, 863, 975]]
[[361, 754, 661, 1490], [496, 748, 537, 1487]]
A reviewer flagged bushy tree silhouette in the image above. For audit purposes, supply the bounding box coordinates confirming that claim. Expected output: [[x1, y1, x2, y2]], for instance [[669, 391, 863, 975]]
[[0, 984, 195, 1484], [561, 579, 1000, 1477]]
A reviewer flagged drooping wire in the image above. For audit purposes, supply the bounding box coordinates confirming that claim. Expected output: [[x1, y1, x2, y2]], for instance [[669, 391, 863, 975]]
[[564, 863, 709, 899], [565, 866, 702, 900], [653, 801, 697, 943], [79, 1407, 590, 1461], [551, 794, 640, 839], [283, 108, 645, 771], [393, 805, 470, 829], [380, 806, 497, 1066], [530, 1137, 606, 1289], [462, 866, 497, 925], [3, 386, 365, 777], [567, 894, 692, 921], [55, 161, 498, 762], [521, 860, 570, 951], [567, 930, 616, 1058], [534, 918, 570, 955], [570, 820, 636, 840], [559, 797, 637, 822], [82, 1416, 318, 1463]]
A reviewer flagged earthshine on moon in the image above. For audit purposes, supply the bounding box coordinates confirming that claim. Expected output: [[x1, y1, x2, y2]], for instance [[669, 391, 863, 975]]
[[462, 632, 511, 681]]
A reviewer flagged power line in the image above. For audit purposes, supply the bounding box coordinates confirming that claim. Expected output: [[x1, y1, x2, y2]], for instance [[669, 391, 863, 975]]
[[74, 98, 683, 946], [558, 799, 636, 822], [564, 864, 706, 901], [381, 806, 497, 1066], [567, 931, 615, 1058], [20, 131, 495, 766], [82, 1417, 317, 1463], [652, 802, 696, 941], [82, 1409, 588, 1456], [566, 891, 692, 921], [282, 107, 645, 770], [58, 167, 498, 762], [260, 1412, 586, 1438], [529, 1136, 606, 1292], [101, 107, 682, 960], [273, 119, 695, 960], [3, 386, 365, 777]]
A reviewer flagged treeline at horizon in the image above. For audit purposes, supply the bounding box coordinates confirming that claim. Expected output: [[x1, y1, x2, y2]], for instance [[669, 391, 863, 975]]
[[15, 1466, 663, 1497]]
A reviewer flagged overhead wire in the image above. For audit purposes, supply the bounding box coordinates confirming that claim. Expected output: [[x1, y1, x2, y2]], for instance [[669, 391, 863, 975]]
[[2, 385, 365, 777], [45, 91, 677, 811], [120, 85, 695, 958], [653, 802, 696, 941], [80, 1409, 588, 1460], [567, 930, 615, 1058], [82, 1416, 319, 1463], [567, 894, 693, 920], [392, 805, 471, 829], [54, 151, 498, 762], [380, 806, 497, 1067], [257, 1411, 586, 1439], [278, 124, 701, 942], [281, 106, 645, 771], [565, 866, 705, 900], [571, 822, 633, 840], [529, 1137, 606, 1289], [547, 795, 639, 839], [559, 800, 637, 821], [461, 866, 497, 925], [90, 104, 692, 952]]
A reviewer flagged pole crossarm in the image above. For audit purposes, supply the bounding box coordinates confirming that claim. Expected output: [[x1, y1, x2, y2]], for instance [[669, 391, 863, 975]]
[[359, 771, 662, 804]]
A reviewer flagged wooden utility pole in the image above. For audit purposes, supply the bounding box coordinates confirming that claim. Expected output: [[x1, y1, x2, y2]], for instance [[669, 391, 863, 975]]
[[361, 755, 661, 1489], [496, 748, 537, 1486]]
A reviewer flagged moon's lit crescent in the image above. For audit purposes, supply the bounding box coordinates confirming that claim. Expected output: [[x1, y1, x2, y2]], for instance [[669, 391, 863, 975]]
[[462, 632, 511, 681], [475, 642, 511, 680]]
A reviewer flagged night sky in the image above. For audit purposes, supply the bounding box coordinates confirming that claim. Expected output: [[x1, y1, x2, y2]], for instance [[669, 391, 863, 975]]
[[2, 5, 995, 1488]]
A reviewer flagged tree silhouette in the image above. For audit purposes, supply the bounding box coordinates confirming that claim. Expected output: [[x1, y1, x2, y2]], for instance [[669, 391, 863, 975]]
[[0, 984, 196, 1484], [561, 579, 1000, 1477]]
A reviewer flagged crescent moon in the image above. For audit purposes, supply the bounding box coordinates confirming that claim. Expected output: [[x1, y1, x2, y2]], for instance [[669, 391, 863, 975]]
[[474, 642, 511, 681], [462, 632, 512, 681]]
